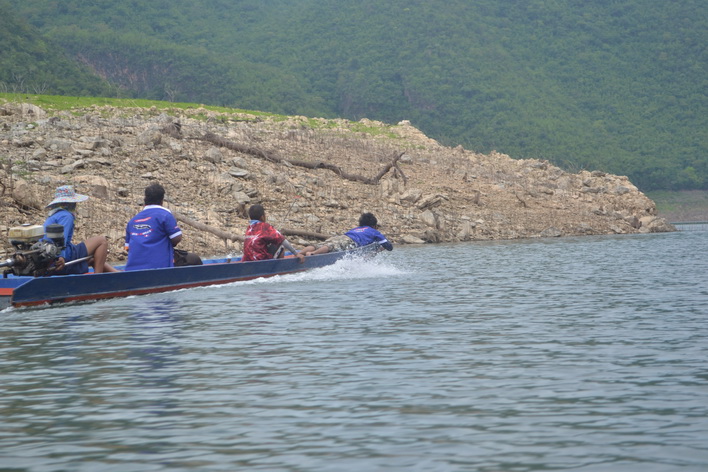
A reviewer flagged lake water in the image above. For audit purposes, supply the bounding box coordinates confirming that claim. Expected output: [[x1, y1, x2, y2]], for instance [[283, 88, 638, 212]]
[[1, 231, 707, 471]]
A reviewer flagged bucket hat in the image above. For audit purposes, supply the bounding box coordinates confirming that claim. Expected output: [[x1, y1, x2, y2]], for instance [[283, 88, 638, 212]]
[[46, 185, 89, 208]]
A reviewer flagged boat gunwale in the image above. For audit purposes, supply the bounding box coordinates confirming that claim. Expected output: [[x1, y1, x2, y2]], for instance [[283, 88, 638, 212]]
[[1, 244, 380, 308]]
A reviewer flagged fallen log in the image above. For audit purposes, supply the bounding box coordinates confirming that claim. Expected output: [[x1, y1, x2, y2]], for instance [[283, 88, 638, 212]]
[[199, 132, 404, 185], [174, 212, 330, 243], [175, 212, 243, 242], [280, 228, 331, 240]]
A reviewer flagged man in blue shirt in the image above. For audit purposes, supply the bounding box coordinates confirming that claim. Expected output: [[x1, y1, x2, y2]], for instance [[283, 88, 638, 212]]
[[300, 212, 393, 256], [43, 185, 118, 274], [124, 183, 183, 271]]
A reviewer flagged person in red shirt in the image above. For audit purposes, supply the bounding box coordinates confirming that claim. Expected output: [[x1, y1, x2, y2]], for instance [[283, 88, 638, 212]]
[[242, 204, 304, 263]]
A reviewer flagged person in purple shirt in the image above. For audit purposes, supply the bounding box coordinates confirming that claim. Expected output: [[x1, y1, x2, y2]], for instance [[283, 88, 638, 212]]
[[300, 212, 393, 256], [124, 183, 183, 271]]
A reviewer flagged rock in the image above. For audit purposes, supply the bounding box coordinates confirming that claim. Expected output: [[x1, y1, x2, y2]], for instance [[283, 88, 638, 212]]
[[137, 129, 161, 146], [400, 188, 423, 204], [204, 147, 223, 164], [420, 210, 437, 228], [613, 186, 631, 195], [32, 148, 47, 160], [581, 186, 604, 194], [90, 185, 110, 200], [625, 216, 641, 229], [210, 173, 239, 195], [303, 214, 320, 226], [402, 234, 426, 244], [647, 218, 676, 233], [168, 140, 183, 153], [61, 159, 86, 174], [324, 200, 347, 209], [422, 229, 442, 243], [46, 138, 73, 151], [21, 104, 46, 119], [228, 168, 251, 179], [232, 191, 251, 204], [539, 227, 562, 238], [416, 193, 447, 210], [639, 216, 676, 233], [457, 219, 473, 240], [11, 180, 44, 209], [231, 156, 248, 168]]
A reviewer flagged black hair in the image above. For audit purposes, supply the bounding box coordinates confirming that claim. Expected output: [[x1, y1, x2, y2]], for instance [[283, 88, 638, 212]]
[[248, 204, 265, 220], [359, 212, 378, 228], [144, 183, 165, 206]]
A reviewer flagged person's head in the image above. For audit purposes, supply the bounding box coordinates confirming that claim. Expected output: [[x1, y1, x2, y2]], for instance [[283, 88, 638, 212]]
[[144, 183, 165, 206], [57, 203, 77, 213], [248, 204, 266, 221], [359, 212, 378, 228]]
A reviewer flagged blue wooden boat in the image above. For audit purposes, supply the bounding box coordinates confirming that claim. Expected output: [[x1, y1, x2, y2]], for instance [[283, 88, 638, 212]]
[[0, 244, 379, 309]]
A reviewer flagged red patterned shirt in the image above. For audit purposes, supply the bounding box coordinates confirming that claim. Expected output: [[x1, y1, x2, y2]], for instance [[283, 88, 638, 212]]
[[242, 220, 286, 261]]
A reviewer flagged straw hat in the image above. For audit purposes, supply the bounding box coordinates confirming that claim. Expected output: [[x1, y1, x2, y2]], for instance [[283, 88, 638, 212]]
[[46, 185, 89, 208]]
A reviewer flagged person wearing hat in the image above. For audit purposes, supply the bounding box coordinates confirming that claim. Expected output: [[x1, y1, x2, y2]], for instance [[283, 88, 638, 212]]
[[44, 185, 118, 274]]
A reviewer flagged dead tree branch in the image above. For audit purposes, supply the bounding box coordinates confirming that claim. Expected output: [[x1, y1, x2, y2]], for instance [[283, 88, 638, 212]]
[[280, 228, 330, 240], [174, 212, 330, 243], [199, 132, 403, 185], [175, 212, 244, 242]]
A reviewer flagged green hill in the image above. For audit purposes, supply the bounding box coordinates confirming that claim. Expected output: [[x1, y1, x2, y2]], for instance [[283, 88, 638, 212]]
[[5, 0, 707, 191], [0, 2, 110, 96]]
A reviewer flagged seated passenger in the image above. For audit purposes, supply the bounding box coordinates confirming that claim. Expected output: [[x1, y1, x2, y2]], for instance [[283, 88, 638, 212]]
[[300, 212, 394, 256], [125, 183, 183, 271], [242, 204, 304, 262], [44, 185, 118, 274]]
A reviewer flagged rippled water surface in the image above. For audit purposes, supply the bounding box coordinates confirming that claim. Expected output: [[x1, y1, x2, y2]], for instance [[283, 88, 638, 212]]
[[1, 231, 707, 471]]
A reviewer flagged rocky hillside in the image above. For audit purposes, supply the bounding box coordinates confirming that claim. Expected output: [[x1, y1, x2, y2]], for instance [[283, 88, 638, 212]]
[[0, 100, 674, 264]]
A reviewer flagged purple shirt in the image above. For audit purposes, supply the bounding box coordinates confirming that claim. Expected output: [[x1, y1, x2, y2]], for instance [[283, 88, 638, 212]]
[[344, 226, 393, 251]]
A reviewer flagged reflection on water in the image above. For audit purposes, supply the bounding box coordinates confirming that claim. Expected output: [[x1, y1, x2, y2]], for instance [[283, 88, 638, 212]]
[[0, 232, 707, 471]]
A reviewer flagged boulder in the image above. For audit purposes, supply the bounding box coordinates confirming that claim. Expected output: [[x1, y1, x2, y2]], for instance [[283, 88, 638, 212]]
[[402, 234, 426, 244]]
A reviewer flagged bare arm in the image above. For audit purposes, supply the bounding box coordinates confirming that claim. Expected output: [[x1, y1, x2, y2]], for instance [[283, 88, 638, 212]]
[[282, 239, 304, 263]]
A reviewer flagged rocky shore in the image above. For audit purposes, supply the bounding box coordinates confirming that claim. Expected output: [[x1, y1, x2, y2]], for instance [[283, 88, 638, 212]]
[[0, 100, 674, 263]]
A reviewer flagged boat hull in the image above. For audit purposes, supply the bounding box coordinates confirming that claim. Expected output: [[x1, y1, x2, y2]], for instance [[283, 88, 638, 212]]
[[1, 245, 377, 309]]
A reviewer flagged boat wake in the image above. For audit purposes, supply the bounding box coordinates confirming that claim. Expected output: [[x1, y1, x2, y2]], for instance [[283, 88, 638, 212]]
[[240, 254, 407, 285], [0, 255, 408, 312]]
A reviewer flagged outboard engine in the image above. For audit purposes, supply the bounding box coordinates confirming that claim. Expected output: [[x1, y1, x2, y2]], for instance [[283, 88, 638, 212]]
[[1, 224, 65, 277]]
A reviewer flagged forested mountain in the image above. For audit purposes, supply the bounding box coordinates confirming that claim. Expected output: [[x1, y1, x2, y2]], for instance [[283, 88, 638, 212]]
[[0, 2, 110, 96], [4, 0, 707, 191]]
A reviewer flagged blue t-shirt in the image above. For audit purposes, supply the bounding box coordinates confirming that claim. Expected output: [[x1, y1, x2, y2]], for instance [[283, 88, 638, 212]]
[[125, 205, 182, 271], [344, 226, 393, 251]]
